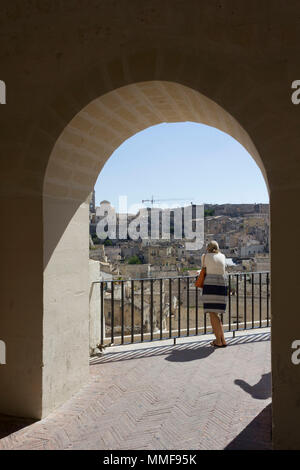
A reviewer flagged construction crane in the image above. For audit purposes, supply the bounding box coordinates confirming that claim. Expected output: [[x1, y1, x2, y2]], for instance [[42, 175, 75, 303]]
[[141, 196, 194, 207]]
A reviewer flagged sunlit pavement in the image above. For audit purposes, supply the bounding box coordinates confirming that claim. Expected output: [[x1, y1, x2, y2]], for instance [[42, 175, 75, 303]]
[[0, 330, 271, 450]]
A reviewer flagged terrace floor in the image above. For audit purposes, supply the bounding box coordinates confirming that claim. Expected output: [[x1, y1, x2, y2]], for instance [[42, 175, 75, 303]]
[[0, 330, 271, 450]]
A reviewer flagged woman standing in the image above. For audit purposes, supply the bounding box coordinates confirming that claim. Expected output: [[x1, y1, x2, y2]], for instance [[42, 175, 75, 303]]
[[201, 240, 228, 347]]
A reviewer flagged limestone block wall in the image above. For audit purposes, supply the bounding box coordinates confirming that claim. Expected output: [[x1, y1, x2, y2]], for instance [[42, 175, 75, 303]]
[[42, 197, 90, 418]]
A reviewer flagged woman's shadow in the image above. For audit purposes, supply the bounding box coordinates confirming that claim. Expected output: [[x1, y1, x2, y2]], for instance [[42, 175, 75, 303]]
[[234, 372, 271, 400], [165, 346, 214, 363]]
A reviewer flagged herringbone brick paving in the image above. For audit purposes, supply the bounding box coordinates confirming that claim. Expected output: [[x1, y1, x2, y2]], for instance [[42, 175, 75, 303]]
[[0, 332, 271, 450]]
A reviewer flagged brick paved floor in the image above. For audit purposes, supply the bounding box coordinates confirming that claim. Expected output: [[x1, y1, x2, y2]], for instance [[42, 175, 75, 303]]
[[0, 331, 271, 450]]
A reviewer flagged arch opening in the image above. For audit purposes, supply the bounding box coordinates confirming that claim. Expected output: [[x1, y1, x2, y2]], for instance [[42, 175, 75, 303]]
[[42, 80, 269, 416]]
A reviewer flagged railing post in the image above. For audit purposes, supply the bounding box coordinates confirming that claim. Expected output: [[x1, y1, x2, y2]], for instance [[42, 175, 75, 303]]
[[244, 273, 247, 330], [150, 279, 153, 341], [187, 277, 190, 336], [178, 278, 181, 338], [141, 279, 144, 342], [131, 280, 134, 343], [259, 272, 262, 328], [121, 281, 124, 345], [252, 273, 254, 329], [111, 280, 114, 345], [228, 275, 231, 331], [266, 272, 270, 327], [236, 274, 239, 330], [160, 279, 163, 340], [100, 281, 104, 348], [195, 277, 198, 336], [169, 278, 172, 339]]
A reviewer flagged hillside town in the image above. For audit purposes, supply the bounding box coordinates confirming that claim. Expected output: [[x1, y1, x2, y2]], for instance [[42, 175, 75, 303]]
[[89, 191, 270, 282], [88, 192, 270, 344]]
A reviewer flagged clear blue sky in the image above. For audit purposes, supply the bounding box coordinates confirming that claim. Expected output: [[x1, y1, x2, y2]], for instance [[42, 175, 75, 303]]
[[94, 122, 269, 213]]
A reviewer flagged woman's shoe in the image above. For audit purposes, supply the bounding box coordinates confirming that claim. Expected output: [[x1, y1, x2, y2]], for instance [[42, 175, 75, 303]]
[[210, 341, 227, 348]]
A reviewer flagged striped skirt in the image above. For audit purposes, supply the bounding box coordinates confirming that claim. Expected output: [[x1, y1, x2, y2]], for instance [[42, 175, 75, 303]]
[[202, 273, 228, 315]]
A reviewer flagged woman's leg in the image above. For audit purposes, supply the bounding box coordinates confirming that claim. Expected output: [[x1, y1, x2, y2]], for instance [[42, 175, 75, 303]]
[[209, 312, 227, 346]]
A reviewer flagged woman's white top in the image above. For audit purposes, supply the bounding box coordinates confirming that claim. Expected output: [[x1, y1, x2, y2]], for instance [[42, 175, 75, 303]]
[[201, 252, 226, 275]]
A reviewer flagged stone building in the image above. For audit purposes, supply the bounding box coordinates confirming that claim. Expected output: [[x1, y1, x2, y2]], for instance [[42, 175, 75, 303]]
[[104, 281, 169, 335], [104, 245, 122, 262], [1, 1, 300, 449], [144, 244, 177, 266], [240, 242, 265, 258]]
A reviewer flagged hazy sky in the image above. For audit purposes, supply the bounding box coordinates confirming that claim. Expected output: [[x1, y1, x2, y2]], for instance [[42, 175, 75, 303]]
[[94, 122, 269, 213]]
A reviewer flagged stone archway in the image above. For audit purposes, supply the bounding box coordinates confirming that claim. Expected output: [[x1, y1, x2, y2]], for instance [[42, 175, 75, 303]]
[[42, 80, 268, 417]]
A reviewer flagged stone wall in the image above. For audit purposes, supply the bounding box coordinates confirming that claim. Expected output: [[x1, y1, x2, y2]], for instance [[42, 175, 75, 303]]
[[0, 1, 300, 448]]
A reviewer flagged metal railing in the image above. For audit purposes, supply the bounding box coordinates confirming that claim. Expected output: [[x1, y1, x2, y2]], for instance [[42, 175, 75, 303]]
[[93, 271, 270, 348]]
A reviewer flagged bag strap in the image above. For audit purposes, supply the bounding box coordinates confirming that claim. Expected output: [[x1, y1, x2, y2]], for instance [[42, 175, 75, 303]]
[[202, 253, 206, 268]]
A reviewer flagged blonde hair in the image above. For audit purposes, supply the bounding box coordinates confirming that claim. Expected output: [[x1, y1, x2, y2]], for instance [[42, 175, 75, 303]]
[[207, 240, 219, 253]]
